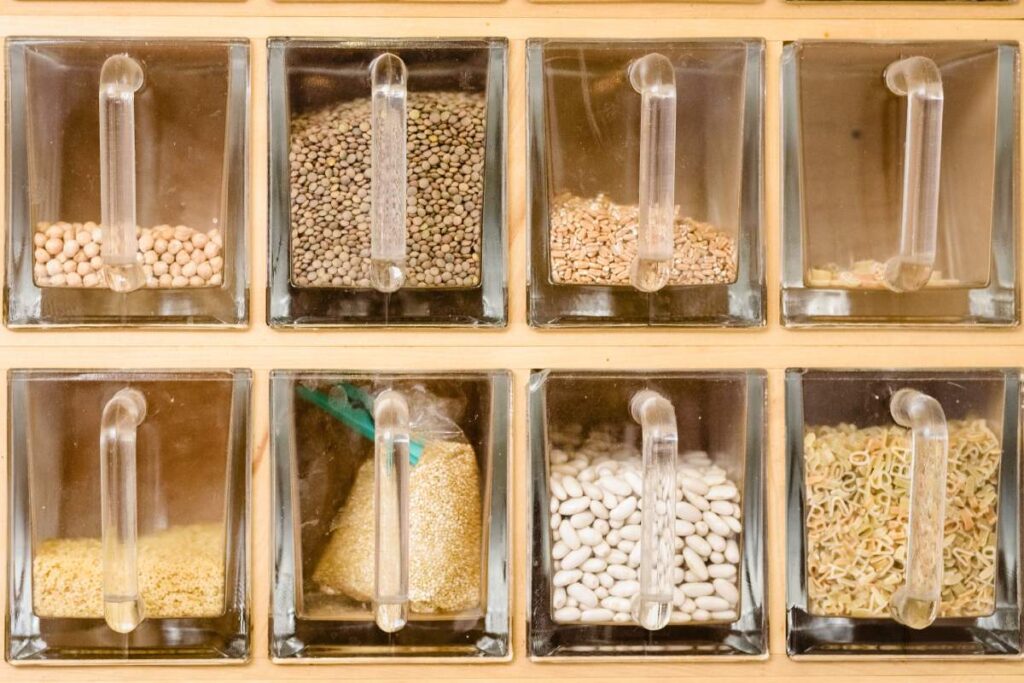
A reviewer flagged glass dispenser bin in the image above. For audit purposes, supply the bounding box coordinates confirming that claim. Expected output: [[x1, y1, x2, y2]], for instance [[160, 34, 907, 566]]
[[526, 39, 764, 327], [5, 38, 250, 328], [528, 370, 766, 658], [786, 369, 1021, 657], [7, 369, 251, 663], [781, 41, 1019, 326], [270, 370, 510, 660], [267, 39, 507, 327]]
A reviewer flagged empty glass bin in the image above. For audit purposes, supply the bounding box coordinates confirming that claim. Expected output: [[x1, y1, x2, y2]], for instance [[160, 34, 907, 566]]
[[786, 369, 1021, 657], [526, 39, 764, 327], [7, 369, 251, 663], [528, 370, 766, 658], [270, 370, 510, 659], [781, 41, 1019, 326], [267, 39, 507, 327], [5, 38, 249, 328]]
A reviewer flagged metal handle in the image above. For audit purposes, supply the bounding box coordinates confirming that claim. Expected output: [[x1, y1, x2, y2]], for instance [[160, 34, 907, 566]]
[[628, 53, 677, 294], [99, 55, 146, 293], [99, 388, 147, 633], [368, 53, 408, 293], [629, 389, 678, 630], [889, 388, 948, 629], [883, 57, 944, 293], [373, 389, 411, 632]]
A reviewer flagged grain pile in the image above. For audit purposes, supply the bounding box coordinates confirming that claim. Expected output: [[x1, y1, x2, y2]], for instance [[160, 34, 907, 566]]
[[807, 260, 959, 289], [33, 523, 226, 619], [289, 91, 486, 289], [803, 419, 1001, 619], [32, 221, 224, 289], [548, 193, 738, 287], [313, 440, 482, 614]]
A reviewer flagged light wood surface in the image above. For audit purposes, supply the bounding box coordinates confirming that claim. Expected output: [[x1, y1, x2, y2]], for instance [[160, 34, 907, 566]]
[[1, 6, 1023, 682]]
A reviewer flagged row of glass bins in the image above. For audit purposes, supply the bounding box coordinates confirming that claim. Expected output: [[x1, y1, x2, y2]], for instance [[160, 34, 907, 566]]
[[6, 368, 1021, 662], [4, 38, 1019, 328]]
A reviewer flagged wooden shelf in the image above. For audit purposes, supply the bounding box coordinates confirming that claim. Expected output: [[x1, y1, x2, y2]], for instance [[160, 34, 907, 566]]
[[0, 10, 1022, 682]]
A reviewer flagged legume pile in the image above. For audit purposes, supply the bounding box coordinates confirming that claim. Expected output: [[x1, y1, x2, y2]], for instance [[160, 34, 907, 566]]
[[549, 193, 738, 287], [33, 523, 225, 618], [804, 419, 1001, 619], [808, 260, 959, 289], [289, 91, 486, 289], [548, 424, 743, 625], [33, 221, 224, 289]]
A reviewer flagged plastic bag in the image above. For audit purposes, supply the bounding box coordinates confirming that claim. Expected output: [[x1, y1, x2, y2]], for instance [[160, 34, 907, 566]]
[[312, 382, 482, 615]]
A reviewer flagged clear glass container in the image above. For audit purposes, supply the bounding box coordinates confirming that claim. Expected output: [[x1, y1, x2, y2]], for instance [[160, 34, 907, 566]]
[[786, 369, 1021, 657], [781, 41, 1019, 326], [5, 38, 250, 328], [270, 370, 511, 659], [267, 39, 507, 327], [527, 39, 764, 327], [7, 369, 251, 663], [528, 370, 766, 658]]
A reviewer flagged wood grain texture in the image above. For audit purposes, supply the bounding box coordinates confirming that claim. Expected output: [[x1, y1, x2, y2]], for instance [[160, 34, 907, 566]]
[[0, 11, 1022, 682]]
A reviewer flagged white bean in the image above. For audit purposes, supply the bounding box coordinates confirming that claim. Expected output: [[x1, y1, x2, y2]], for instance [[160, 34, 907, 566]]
[[559, 520, 581, 550], [710, 500, 734, 516], [707, 533, 727, 553], [559, 497, 590, 516], [610, 496, 637, 521], [561, 546, 592, 570], [708, 563, 737, 579], [703, 511, 731, 537], [606, 549, 627, 565], [607, 564, 636, 581], [620, 524, 641, 542], [580, 608, 614, 623], [713, 579, 739, 604], [590, 500, 609, 519], [562, 476, 583, 498], [567, 583, 598, 608], [552, 541, 569, 560], [711, 610, 738, 621], [675, 520, 696, 536], [623, 470, 643, 496], [599, 476, 632, 497], [553, 569, 581, 587], [725, 540, 741, 564], [684, 490, 710, 511], [685, 535, 712, 557], [602, 596, 632, 613], [681, 582, 714, 598], [553, 586, 567, 608], [706, 484, 738, 501], [683, 548, 709, 580], [681, 477, 709, 496], [695, 596, 731, 612], [582, 572, 599, 590], [578, 527, 602, 546], [609, 580, 639, 598], [676, 501, 702, 523], [554, 607, 581, 622], [570, 511, 595, 529]]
